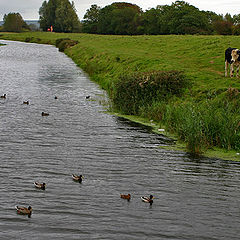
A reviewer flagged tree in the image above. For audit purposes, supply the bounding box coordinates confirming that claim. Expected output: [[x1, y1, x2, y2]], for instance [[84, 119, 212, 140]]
[[39, 0, 81, 32], [55, 0, 81, 32], [97, 2, 142, 35], [3, 13, 29, 32], [82, 4, 101, 33]]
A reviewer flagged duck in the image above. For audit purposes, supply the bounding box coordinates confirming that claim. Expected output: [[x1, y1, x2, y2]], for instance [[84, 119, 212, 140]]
[[141, 195, 154, 205], [15, 205, 32, 217], [34, 182, 46, 190], [72, 174, 83, 183], [54, 96, 58, 99], [41, 112, 49, 116], [0, 94, 6, 98], [23, 101, 29, 105], [120, 194, 131, 201], [86, 95, 90, 99]]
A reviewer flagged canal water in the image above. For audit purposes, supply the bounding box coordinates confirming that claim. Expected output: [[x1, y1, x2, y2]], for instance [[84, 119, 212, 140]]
[[0, 40, 240, 240]]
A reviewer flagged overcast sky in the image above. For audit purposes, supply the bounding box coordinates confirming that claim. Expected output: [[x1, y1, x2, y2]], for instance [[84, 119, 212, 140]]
[[0, 0, 239, 20]]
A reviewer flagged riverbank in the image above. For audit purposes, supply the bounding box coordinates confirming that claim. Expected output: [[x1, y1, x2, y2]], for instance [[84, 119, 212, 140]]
[[1, 32, 240, 161]]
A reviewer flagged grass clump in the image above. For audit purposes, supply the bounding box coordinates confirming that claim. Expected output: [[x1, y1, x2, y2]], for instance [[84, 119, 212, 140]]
[[163, 92, 240, 153], [112, 70, 189, 114], [55, 38, 79, 52]]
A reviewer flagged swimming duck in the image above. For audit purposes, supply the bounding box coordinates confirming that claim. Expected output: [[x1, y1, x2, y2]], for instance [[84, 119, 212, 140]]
[[0, 94, 6, 98], [23, 101, 29, 105], [15, 205, 32, 217], [86, 95, 90, 99], [34, 182, 46, 190], [41, 112, 49, 116], [54, 96, 58, 99], [141, 195, 154, 205], [120, 194, 131, 201], [72, 174, 83, 183]]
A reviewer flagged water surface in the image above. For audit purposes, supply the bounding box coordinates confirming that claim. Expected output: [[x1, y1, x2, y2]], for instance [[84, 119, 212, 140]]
[[0, 40, 240, 240]]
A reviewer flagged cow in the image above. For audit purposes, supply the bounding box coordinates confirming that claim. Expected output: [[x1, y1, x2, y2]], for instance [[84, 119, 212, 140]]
[[225, 47, 240, 77]]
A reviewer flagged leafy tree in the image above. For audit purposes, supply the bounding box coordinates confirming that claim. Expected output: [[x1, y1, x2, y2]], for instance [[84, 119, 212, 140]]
[[3, 12, 29, 32], [39, 0, 81, 32], [233, 14, 240, 25], [213, 20, 233, 35], [82, 4, 101, 33], [97, 2, 142, 35], [55, 0, 81, 32]]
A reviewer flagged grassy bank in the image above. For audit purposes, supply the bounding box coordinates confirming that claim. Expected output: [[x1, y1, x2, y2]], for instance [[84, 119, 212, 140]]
[[1, 32, 240, 160]]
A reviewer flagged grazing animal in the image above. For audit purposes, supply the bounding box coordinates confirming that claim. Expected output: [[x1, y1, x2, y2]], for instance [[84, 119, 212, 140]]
[[141, 195, 154, 205], [41, 112, 49, 116], [0, 94, 6, 98], [120, 194, 131, 201], [34, 182, 46, 190], [23, 101, 29, 105], [225, 47, 240, 77], [16, 206, 32, 217], [72, 174, 83, 183]]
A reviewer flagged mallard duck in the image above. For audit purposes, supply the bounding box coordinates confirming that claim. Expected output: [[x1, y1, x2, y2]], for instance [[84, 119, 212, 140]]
[[34, 182, 46, 190], [41, 112, 49, 116], [141, 195, 154, 204], [72, 174, 83, 183], [120, 194, 131, 201], [0, 94, 6, 98], [15, 206, 32, 217], [23, 101, 29, 105]]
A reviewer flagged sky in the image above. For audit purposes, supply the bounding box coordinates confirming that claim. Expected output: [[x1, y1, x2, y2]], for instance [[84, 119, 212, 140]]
[[0, 0, 239, 21]]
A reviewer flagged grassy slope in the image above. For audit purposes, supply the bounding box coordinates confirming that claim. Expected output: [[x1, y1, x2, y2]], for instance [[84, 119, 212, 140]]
[[1, 32, 240, 160]]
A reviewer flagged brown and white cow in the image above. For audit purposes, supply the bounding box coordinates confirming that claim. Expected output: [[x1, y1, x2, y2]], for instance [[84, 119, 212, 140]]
[[225, 47, 240, 77]]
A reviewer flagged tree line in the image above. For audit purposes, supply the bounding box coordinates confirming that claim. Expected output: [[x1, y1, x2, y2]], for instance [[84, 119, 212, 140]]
[[1, 0, 240, 35], [82, 1, 240, 35]]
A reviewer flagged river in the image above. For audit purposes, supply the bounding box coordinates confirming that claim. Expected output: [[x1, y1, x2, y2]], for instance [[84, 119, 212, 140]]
[[0, 40, 240, 240]]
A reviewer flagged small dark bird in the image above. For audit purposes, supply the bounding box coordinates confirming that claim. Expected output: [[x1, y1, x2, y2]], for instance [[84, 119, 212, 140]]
[[23, 101, 29, 105], [72, 174, 83, 183], [120, 194, 131, 201], [54, 96, 58, 99], [1, 94, 6, 99], [42, 112, 49, 116], [141, 195, 154, 205], [34, 182, 46, 190], [86, 96, 90, 99], [15, 205, 32, 217]]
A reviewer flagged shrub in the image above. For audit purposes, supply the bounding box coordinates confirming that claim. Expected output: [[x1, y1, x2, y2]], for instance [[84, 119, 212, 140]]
[[112, 70, 189, 114], [56, 38, 79, 52]]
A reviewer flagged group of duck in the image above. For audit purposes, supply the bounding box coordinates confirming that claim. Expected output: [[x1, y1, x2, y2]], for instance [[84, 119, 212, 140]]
[[15, 173, 154, 218], [15, 174, 84, 217], [1, 93, 154, 217], [121, 194, 154, 205], [1, 93, 53, 116]]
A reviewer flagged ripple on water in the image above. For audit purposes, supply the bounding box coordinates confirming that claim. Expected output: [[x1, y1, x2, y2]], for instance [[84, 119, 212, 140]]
[[1, 40, 240, 240]]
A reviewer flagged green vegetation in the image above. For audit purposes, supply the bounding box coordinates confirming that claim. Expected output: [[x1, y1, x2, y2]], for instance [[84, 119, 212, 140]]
[[82, 1, 240, 35], [1, 32, 240, 160], [2, 13, 30, 32], [39, 0, 81, 32]]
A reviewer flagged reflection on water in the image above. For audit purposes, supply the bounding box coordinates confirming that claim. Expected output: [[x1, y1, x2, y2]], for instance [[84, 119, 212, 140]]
[[0, 40, 240, 240]]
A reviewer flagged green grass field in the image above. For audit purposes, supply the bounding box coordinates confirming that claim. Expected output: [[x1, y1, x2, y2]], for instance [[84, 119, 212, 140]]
[[1, 32, 240, 160]]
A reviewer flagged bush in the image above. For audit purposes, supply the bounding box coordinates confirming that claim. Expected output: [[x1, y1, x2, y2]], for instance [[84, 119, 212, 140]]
[[55, 38, 79, 52], [112, 70, 189, 114]]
